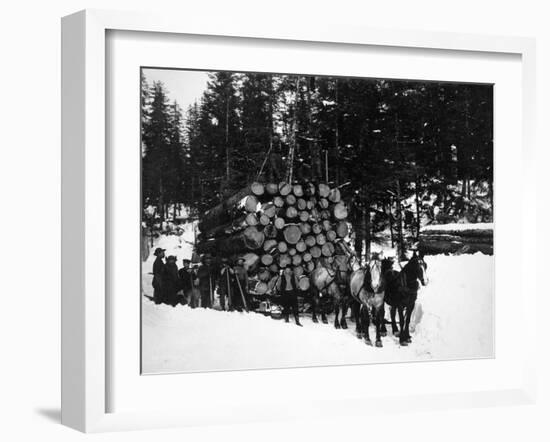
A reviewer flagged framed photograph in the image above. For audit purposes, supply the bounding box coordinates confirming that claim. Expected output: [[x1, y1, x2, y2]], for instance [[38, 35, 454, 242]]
[[61, 9, 537, 432]]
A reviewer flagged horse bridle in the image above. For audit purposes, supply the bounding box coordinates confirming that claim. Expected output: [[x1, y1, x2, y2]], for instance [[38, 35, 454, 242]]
[[401, 258, 427, 288], [365, 258, 383, 294]]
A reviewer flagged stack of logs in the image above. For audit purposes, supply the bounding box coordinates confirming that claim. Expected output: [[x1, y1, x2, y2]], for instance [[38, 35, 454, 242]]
[[197, 181, 349, 295]]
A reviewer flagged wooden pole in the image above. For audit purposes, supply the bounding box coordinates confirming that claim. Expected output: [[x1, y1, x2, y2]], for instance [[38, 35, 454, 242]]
[[325, 149, 329, 182], [235, 275, 248, 312]]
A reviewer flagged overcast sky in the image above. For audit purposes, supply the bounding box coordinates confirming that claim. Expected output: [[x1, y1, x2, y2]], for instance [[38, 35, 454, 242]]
[[142, 68, 210, 115]]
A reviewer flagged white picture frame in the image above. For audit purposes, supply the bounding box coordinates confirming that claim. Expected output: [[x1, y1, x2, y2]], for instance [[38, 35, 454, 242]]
[[61, 9, 537, 433]]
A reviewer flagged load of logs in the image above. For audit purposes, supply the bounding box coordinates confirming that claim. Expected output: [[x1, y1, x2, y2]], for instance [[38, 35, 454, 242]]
[[418, 223, 493, 255], [197, 181, 350, 295]]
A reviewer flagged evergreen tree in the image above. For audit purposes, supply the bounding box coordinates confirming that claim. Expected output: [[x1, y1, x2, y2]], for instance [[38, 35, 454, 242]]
[[240, 73, 276, 182], [200, 72, 242, 197], [165, 101, 184, 218], [142, 69, 493, 238], [142, 81, 172, 221]]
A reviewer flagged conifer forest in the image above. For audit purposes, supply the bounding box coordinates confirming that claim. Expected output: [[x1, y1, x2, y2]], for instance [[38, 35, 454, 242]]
[[141, 69, 493, 260]]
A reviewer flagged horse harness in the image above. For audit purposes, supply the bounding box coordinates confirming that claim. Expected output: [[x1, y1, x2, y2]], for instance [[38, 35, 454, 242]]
[[318, 270, 338, 298]]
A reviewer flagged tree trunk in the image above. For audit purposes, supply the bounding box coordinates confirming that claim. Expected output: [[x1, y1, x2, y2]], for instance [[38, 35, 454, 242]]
[[415, 178, 421, 239], [334, 78, 341, 185], [225, 93, 230, 183], [198, 184, 262, 232], [353, 205, 364, 264], [199, 213, 258, 240], [158, 175, 164, 222], [307, 76, 322, 181], [287, 78, 300, 183], [197, 226, 265, 255], [333, 202, 348, 220], [395, 180, 405, 260], [283, 224, 302, 244], [363, 189, 371, 261], [388, 201, 395, 248]]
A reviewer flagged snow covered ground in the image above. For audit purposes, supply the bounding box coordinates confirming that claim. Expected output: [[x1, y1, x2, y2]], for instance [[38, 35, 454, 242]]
[[142, 236, 494, 374]]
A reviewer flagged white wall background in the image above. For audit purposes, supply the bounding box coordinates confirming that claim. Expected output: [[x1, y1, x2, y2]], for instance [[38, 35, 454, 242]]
[[0, 1, 547, 441]]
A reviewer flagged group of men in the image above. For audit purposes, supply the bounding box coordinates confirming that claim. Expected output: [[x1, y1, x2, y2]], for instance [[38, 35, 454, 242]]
[[151, 247, 251, 311], [150, 247, 303, 326]]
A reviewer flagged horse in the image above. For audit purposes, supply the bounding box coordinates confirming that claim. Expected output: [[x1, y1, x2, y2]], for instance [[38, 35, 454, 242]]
[[349, 254, 385, 347], [309, 257, 351, 329], [382, 251, 428, 346]]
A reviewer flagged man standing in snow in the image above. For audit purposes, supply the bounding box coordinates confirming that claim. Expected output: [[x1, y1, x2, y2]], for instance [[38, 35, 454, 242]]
[[152, 247, 165, 304], [178, 259, 197, 307], [163, 255, 180, 306], [197, 255, 216, 309], [218, 258, 234, 311], [232, 257, 249, 312], [276, 267, 302, 326]]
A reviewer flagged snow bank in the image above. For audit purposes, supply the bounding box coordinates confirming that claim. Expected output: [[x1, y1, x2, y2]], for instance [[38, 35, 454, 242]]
[[142, 252, 494, 374], [146, 223, 196, 262]]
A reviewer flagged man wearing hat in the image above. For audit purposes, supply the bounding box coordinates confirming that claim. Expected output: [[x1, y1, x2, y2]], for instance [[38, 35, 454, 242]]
[[178, 258, 198, 308], [152, 247, 166, 304], [232, 257, 250, 312], [196, 254, 216, 309], [218, 257, 234, 311], [163, 255, 180, 306]]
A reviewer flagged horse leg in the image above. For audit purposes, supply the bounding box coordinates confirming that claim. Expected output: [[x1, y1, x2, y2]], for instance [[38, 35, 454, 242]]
[[390, 306, 399, 336], [403, 302, 415, 343], [374, 307, 383, 347], [321, 298, 328, 324], [311, 293, 318, 323], [292, 293, 302, 327], [363, 306, 372, 346], [340, 297, 348, 329], [398, 306, 408, 345], [379, 303, 387, 337], [353, 302, 362, 338], [333, 301, 341, 329]]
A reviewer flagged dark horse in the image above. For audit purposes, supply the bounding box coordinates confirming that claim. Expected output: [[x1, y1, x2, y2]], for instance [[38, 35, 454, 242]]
[[349, 255, 385, 347], [382, 252, 428, 346]]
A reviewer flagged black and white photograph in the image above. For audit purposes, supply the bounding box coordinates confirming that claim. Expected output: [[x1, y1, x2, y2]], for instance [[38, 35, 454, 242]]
[[2, 0, 547, 438], [140, 68, 494, 374]]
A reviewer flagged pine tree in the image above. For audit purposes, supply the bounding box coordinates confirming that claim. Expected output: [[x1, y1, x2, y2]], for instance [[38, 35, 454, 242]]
[[200, 72, 242, 196], [240, 73, 276, 182], [142, 81, 172, 221], [161, 71, 493, 238], [165, 101, 184, 219]]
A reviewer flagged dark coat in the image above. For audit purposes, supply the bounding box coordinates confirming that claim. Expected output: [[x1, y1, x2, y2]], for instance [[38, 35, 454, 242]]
[[218, 265, 235, 295], [152, 256, 165, 303], [153, 256, 165, 284], [277, 273, 299, 317], [178, 267, 196, 292], [163, 262, 180, 304], [197, 264, 216, 290], [278, 273, 298, 293]]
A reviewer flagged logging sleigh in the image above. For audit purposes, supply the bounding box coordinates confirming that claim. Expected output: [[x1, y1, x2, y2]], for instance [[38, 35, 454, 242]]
[[196, 180, 351, 302]]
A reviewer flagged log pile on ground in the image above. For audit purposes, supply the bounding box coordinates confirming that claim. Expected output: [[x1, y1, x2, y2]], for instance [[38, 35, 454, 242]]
[[418, 222, 493, 255], [197, 181, 350, 294]]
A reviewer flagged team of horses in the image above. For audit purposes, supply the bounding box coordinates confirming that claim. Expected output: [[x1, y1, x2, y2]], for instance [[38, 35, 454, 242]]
[[309, 244, 428, 347]]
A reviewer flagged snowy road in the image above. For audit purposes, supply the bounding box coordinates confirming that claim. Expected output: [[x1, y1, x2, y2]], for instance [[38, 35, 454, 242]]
[[142, 245, 494, 374]]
